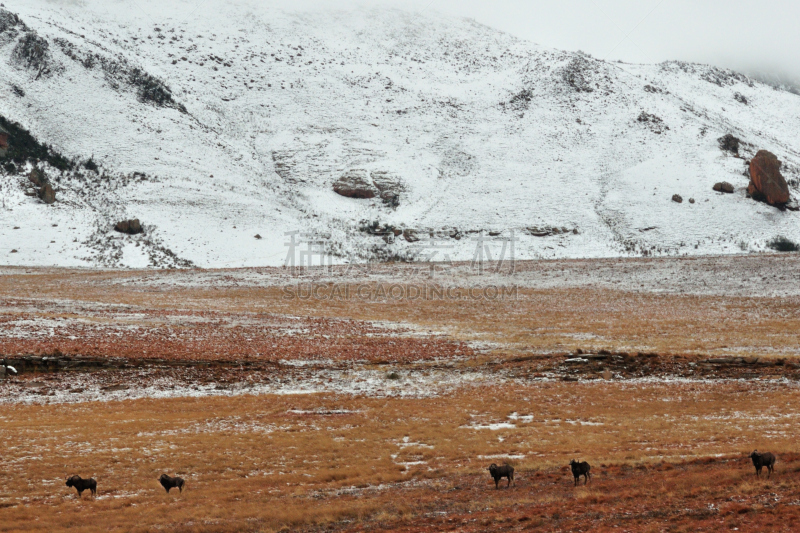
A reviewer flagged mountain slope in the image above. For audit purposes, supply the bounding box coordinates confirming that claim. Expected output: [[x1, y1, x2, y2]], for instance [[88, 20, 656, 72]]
[[0, 0, 798, 267]]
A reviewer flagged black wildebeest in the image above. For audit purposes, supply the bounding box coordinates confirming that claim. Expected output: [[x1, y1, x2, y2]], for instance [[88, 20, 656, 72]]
[[488, 463, 514, 489], [65, 475, 96, 497], [749, 450, 776, 478], [158, 474, 185, 493], [569, 459, 591, 486]]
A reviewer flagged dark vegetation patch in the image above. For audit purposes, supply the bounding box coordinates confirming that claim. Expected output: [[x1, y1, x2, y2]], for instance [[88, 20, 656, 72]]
[[501, 88, 532, 112], [129, 68, 186, 111], [637, 112, 669, 134], [662, 62, 754, 88], [11, 32, 53, 78], [54, 36, 187, 112], [562, 55, 596, 93], [0, 8, 26, 37], [0, 115, 73, 170], [83, 158, 98, 172], [767, 236, 799, 252], [718, 134, 740, 155]]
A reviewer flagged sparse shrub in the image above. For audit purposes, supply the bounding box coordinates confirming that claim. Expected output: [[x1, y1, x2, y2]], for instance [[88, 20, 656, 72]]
[[562, 55, 596, 93], [0, 8, 26, 35], [12, 32, 52, 76], [387, 372, 400, 380], [767, 236, 799, 252], [84, 158, 98, 172], [638, 112, 669, 134], [129, 68, 186, 112], [718, 134, 740, 155], [503, 88, 533, 112]]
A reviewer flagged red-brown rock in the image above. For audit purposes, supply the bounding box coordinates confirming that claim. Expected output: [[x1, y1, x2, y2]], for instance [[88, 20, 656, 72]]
[[749, 150, 790, 206]]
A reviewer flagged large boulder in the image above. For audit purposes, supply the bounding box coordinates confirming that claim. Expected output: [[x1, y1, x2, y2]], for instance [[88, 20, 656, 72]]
[[114, 219, 143, 235], [333, 170, 378, 199], [38, 182, 55, 204], [748, 150, 790, 206]]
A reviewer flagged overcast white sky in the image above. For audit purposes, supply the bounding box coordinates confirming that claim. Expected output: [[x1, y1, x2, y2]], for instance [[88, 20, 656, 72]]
[[282, 0, 800, 85]]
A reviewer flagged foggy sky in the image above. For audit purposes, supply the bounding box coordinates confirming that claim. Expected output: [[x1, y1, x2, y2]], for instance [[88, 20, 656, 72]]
[[280, 0, 800, 86]]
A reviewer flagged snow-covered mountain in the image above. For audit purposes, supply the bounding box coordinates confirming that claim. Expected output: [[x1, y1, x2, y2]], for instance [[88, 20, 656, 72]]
[[0, 0, 798, 268]]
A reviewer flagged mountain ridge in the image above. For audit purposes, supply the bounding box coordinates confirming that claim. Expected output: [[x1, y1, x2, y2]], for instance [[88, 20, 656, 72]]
[[0, 0, 798, 268]]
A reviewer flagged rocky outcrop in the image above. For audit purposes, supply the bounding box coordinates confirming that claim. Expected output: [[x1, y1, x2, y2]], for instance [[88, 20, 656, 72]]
[[713, 182, 735, 193], [114, 219, 143, 235], [333, 170, 407, 206], [370, 171, 405, 207], [38, 183, 55, 204], [27, 168, 55, 203], [333, 170, 378, 199], [748, 150, 790, 206]]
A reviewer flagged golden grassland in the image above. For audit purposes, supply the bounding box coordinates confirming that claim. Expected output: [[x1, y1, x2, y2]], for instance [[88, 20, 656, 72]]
[[2, 264, 800, 531], [2, 382, 800, 532], [1, 268, 800, 359]]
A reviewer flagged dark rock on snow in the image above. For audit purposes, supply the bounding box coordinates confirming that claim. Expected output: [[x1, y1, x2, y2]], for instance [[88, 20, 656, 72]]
[[713, 181, 735, 194], [114, 219, 143, 235], [672, 194, 683, 203]]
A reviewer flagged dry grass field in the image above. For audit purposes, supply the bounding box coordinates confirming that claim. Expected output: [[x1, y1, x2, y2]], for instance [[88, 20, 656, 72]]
[[3, 384, 800, 532], [2, 257, 800, 531]]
